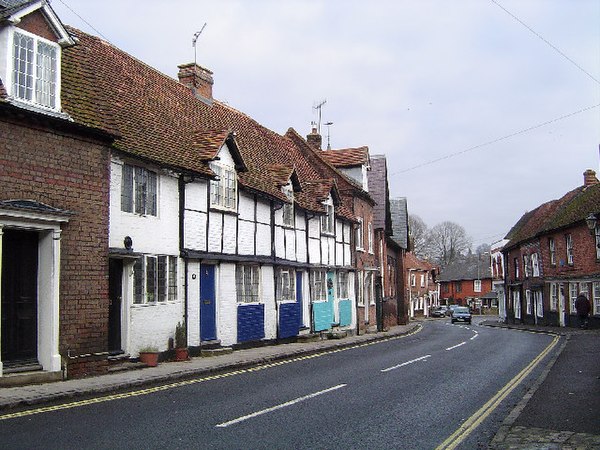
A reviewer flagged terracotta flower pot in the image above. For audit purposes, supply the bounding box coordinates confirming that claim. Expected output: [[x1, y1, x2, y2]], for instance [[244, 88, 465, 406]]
[[139, 351, 159, 367], [175, 347, 189, 361]]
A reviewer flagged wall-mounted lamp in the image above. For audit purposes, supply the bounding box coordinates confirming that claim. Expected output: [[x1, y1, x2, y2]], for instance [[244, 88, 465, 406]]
[[124, 236, 133, 250], [585, 213, 597, 235]]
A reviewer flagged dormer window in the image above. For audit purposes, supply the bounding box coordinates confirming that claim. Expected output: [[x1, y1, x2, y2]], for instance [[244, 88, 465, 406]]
[[321, 198, 334, 234], [11, 30, 59, 110], [282, 183, 294, 227], [210, 162, 237, 211]]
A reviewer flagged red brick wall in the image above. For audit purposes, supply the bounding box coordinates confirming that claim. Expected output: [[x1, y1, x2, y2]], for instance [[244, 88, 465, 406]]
[[0, 114, 110, 378], [352, 196, 377, 333], [17, 10, 58, 43]]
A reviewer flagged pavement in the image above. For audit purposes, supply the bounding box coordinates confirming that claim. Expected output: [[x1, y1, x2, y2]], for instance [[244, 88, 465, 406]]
[[0, 318, 598, 449]]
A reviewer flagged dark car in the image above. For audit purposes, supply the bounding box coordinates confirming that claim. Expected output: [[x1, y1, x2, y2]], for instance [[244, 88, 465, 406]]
[[431, 306, 448, 318], [451, 306, 472, 324]]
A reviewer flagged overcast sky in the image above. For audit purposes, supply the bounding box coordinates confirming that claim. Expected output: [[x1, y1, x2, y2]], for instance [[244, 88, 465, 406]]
[[50, 0, 600, 248]]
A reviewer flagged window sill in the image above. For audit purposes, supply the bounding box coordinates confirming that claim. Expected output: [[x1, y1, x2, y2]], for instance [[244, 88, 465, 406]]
[[209, 206, 239, 216]]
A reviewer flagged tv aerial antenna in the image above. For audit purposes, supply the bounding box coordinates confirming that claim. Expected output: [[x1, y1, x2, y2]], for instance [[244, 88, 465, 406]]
[[313, 99, 327, 134], [192, 23, 207, 68], [324, 122, 333, 149]]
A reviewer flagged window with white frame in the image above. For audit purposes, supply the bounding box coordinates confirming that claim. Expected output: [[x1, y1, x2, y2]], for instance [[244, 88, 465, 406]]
[[210, 162, 237, 210], [420, 274, 425, 288], [513, 290, 521, 319], [525, 290, 532, 315], [12, 30, 59, 109], [410, 273, 416, 287], [356, 217, 364, 250], [368, 222, 374, 254], [356, 271, 364, 305], [548, 238, 556, 265], [311, 269, 327, 302], [365, 272, 374, 305], [133, 255, 177, 304], [474, 279, 482, 292], [337, 271, 349, 299], [569, 283, 578, 313], [593, 282, 600, 315], [531, 253, 540, 277], [534, 290, 543, 317], [523, 254, 530, 278], [276, 268, 295, 302], [121, 164, 157, 216], [321, 199, 334, 234], [595, 226, 600, 260], [236, 264, 260, 303], [550, 283, 558, 311], [282, 183, 294, 227], [566, 234, 574, 265], [514, 258, 519, 279]]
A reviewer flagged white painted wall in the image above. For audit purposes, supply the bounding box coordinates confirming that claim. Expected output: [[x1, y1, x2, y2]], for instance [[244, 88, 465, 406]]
[[109, 158, 179, 255], [218, 263, 237, 346]]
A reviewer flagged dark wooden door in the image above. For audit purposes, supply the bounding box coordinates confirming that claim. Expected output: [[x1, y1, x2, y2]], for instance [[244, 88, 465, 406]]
[[108, 259, 123, 353], [1, 230, 38, 362]]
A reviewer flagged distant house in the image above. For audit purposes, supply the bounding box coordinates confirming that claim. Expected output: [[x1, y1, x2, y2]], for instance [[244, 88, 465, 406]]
[[491, 239, 509, 320], [437, 257, 493, 308], [502, 169, 600, 329], [405, 252, 438, 317]]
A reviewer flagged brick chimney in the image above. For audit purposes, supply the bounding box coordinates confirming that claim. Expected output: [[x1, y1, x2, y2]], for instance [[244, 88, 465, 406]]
[[306, 125, 322, 150], [177, 63, 213, 103], [583, 169, 599, 187]]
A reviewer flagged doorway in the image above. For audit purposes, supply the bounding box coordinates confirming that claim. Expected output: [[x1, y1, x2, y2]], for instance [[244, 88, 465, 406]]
[[1, 229, 39, 364], [108, 259, 123, 353]]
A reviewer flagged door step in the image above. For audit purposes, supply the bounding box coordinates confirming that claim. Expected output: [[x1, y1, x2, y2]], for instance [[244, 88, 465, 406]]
[[0, 369, 62, 387], [200, 347, 233, 357]]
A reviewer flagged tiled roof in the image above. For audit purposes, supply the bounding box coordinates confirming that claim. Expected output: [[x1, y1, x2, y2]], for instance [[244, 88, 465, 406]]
[[390, 197, 409, 249], [320, 146, 369, 168], [0, 0, 35, 19], [437, 258, 492, 282], [368, 155, 392, 233], [60, 26, 364, 220], [405, 252, 432, 271], [505, 182, 600, 248]]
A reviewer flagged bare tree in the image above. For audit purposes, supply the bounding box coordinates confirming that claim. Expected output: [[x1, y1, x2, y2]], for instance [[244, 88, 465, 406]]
[[408, 214, 429, 259], [428, 221, 472, 268]]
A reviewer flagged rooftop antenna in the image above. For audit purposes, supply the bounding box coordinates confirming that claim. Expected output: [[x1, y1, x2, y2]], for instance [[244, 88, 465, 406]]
[[324, 121, 333, 150], [192, 23, 207, 67], [313, 99, 327, 134]]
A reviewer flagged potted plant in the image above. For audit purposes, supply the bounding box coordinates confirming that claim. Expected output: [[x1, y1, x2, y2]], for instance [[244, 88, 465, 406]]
[[138, 346, 159, 367], [174, 321, 189, 361]]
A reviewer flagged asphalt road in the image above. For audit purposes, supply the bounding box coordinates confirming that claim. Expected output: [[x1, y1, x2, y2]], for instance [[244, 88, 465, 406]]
[[0, 319, 559, 449]]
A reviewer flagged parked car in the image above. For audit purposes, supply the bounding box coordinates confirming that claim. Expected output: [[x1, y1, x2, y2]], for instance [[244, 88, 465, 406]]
[[448, 304, 459, 316], [431, 306, 448, 317], [451, 306, 472, 324]]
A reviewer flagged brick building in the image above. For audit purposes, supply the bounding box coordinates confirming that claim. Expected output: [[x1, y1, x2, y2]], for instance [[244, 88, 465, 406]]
[[0, 1, 114, 381], [437, 257, 493, 308], [503, 169, 600, 328]]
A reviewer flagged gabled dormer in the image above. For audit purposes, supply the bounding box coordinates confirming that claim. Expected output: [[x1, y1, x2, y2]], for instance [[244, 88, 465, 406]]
[[194, 129, 246, 212], [320, 146, 371, 192], [0, 0, 75, 115]]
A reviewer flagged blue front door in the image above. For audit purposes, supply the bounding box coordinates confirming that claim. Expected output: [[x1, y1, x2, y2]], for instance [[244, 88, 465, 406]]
[[200, 264, 216, 341]]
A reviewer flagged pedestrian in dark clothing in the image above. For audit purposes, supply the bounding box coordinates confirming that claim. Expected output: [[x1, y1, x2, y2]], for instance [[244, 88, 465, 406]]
[[575, 294, 591, 329]]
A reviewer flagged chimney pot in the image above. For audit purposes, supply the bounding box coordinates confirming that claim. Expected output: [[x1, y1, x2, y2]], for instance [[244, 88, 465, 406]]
[[306, 126, 322, 150], [177, 62, 214, 103], [584, 169, 599, 187]]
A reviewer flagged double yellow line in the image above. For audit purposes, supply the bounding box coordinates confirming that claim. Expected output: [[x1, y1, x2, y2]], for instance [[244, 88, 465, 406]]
[[436, 332, 561, 450], [0, 325, 422, 421]]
